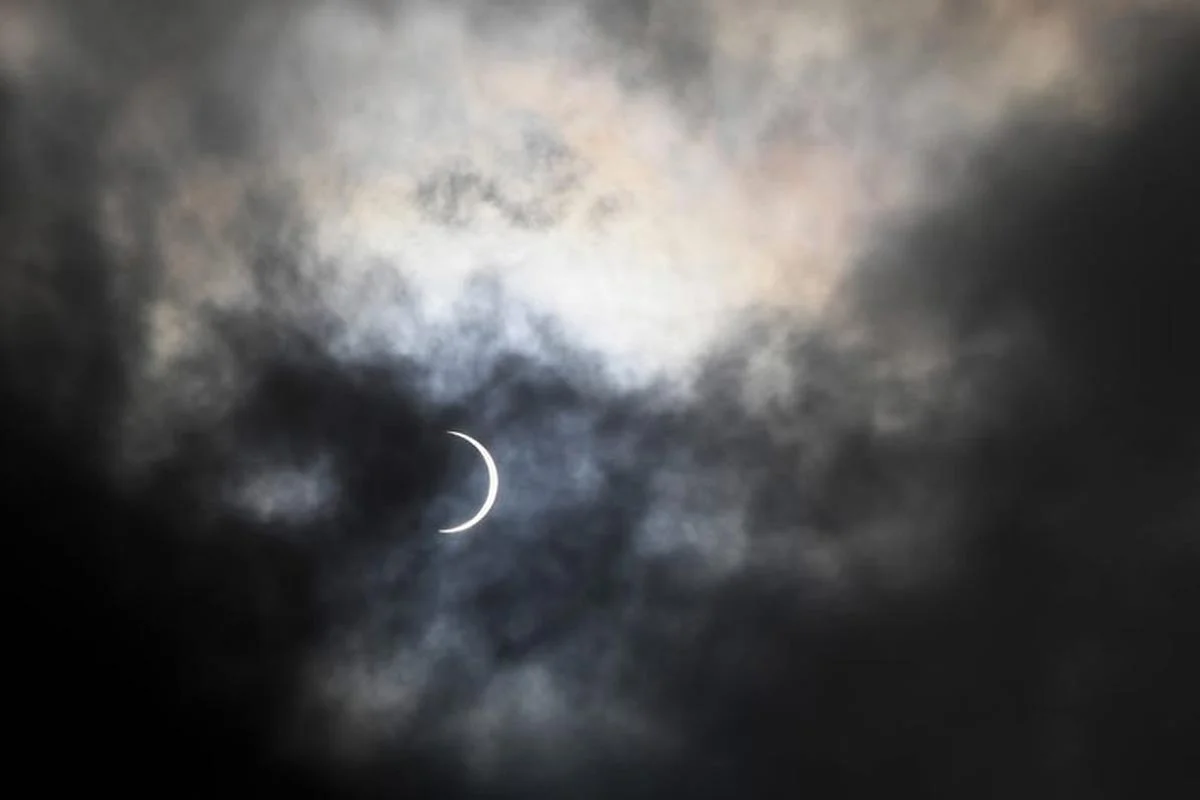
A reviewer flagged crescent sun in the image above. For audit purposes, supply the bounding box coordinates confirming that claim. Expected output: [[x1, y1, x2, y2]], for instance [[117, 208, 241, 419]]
[[438, 430, 500, 534]]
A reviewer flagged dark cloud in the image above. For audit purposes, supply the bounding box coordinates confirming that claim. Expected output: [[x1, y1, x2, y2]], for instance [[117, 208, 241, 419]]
[[4, 1, 1200, 798]]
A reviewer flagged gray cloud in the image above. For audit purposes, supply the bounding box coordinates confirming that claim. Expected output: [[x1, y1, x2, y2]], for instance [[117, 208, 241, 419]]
[[4, 1, 1200, 797]]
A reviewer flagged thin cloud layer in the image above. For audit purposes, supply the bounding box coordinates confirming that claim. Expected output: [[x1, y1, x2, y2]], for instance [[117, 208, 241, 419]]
[[3, 1, 1199, 797]]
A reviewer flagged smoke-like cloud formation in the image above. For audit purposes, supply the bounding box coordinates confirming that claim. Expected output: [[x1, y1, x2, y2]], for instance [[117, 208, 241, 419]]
[[4, 1, 1199, 797]]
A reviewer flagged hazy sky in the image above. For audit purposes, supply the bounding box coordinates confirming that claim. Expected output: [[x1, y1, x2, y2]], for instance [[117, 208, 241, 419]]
[[3, 2, 1199, 797], [4, 0, 1166, 389]]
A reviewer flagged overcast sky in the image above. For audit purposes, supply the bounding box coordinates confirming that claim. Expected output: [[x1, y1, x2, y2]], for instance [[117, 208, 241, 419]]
[[3, 1, 1199, 797]]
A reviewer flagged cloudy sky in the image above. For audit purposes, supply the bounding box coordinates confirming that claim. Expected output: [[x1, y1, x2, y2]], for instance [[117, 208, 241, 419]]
[[4, 1, 1199, 797]]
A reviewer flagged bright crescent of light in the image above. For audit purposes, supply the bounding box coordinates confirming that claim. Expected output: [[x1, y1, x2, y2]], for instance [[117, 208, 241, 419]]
[[438, 430, 499, 534]]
